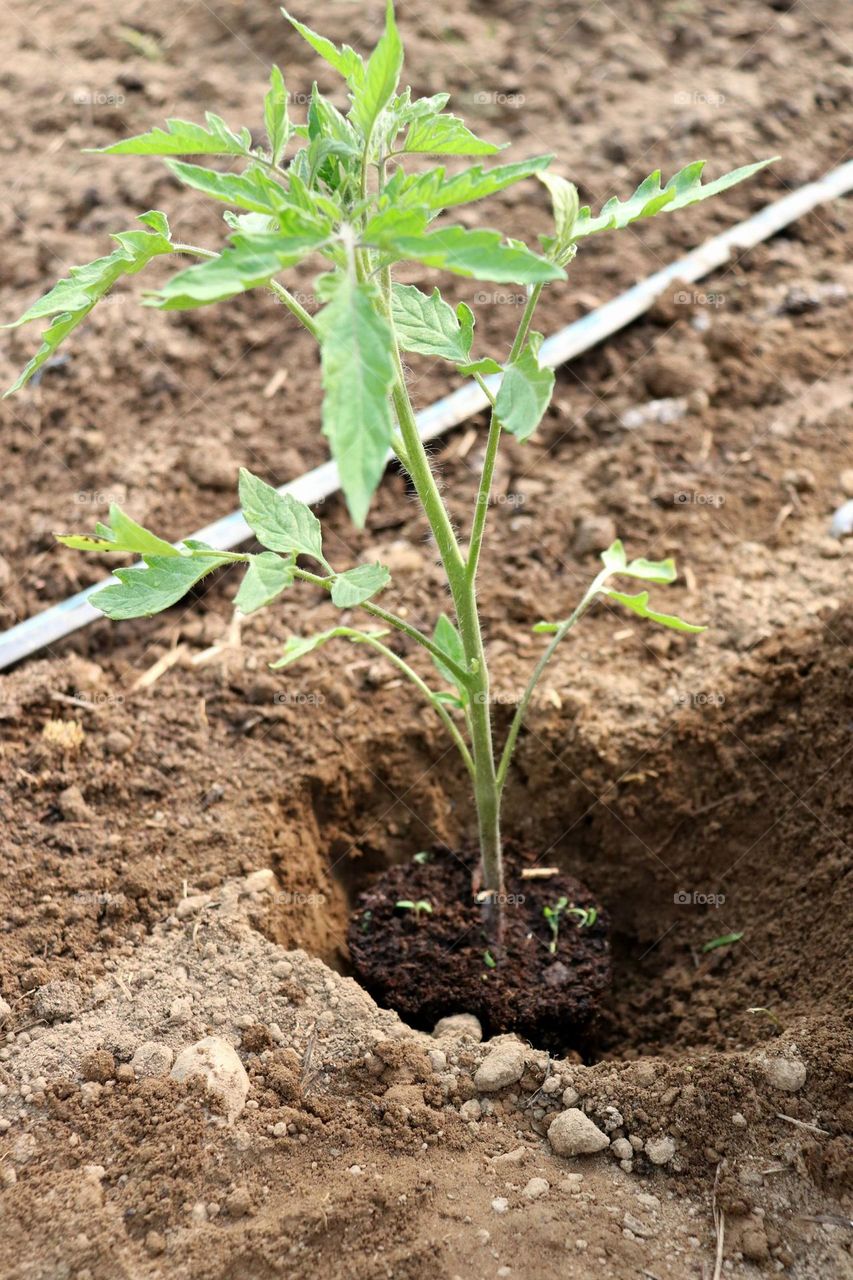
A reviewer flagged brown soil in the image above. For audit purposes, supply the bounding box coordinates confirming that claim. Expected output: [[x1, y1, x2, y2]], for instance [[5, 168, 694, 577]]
[[348, 850, 611, 1048], [1, 1, 852, 1278]]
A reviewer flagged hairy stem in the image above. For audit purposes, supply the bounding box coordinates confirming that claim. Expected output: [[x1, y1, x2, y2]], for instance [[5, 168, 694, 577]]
[[496, 571, 607, 795], [268, 279, 319, 338], [466, 284, 543, 585]]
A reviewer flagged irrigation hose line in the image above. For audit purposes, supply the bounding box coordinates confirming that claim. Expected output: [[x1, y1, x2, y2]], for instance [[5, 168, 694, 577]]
[[2, 158, 852, 672]]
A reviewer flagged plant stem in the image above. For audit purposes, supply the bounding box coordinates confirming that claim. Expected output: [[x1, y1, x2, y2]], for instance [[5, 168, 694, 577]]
[[496, 571, 606, 795], [466, 284, 544, 584], [268, 280, 318, 337], [383, 319, 504, 904]]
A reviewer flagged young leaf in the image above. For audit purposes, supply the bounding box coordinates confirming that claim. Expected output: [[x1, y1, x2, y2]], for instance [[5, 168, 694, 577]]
[[92, 553, 232, 620], [148, 230, 329, 309], [238, 468, 324, 560], [600, 539, 628, 573], [403, 112, 502, 156], [397, 155, 553, 212], [4, 217, 175, 393], [456, 356, 503, 377], [537, 171, 579, 264], [494, 331, 555, 441], [600, 540, 677, 584], [571, 158, 777, 241], [315, 276, 397, 527], [234, 551, 295, 614], [264, 65, 290, 165], [350, 0, 403, 141], [331, 563, 391, 608], [56, 504, 178, 558], [431, 614, 468, 704], [371, 225, 564, 284], [391, 284, 473, 363], [270, 626, 389, 669], [602, 588, 705, 633], [89, 112, 252, 157], [281, 10, 365, 87], [621, 556, 677, 584]]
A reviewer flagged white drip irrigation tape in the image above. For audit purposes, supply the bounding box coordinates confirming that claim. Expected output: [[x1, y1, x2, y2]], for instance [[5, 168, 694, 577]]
[[2, 159, 852, 671]]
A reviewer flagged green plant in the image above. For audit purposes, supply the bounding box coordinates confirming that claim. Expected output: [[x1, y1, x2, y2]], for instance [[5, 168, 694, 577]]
[[542, 897, 597, 953], [395, 899, 433, 921], [543, 898, 569, 954], [702, 931, 744, 953], [5, 4, 774, 939]]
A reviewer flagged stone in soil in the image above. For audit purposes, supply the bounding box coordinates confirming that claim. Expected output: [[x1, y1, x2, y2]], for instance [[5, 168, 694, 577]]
[[170, 1037, 250, 1123], [547, 1109, 610, 1157]]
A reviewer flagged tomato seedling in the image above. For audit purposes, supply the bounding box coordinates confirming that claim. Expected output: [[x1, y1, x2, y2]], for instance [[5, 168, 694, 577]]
[[5, 3, 774, 937]]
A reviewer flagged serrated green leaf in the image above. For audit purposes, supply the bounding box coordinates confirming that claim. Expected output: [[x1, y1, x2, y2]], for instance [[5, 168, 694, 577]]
[[270, 625, 389, 669], [90, 112, 252, 157], [164, 161, 289, 216], [330, 562, 391, 608], [397, 155, 553, 212], [92, 553, 232, 620], [391, 284, 474, 363], [234, 551, 295, 613], [571, 157, 777, 241], [392, 90, 450, 123], [5, 218, 175, 393], [403, 112, 502, 156], [431, 614, 468, 704], [602, 589, 705, 633], [315, 276, 396, 527], [350, 0, 403, 140], [281, 10, 365, 87], [370, 224, 564, 284], [238, 468, 324, 560], [148, 229, 329, 309], [537, 171, 579, 264], [264, 65, 290, 165], [494, 331, 555, 441]]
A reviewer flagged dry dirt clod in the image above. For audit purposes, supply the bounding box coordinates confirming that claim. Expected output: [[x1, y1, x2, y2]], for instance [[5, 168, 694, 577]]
[[474, 1039, 526, 1092], [224, 1186, 253, 1218], [171, 1036, 249, 1122], [32, 981, 82, 1024], [80, 1050, 116, 1083], [547, 1109, 610, 1157], [756, 1047, 808, 1092], [644, 1135, 677, 1166], [432, 1013, 482, 1043], [57, 785, 93, 822], [130, 1041, 174, 1079]]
